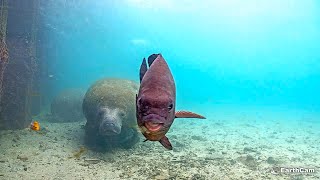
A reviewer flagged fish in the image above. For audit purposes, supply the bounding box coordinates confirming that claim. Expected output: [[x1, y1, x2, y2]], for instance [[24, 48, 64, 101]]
[[30, 121, 40, 131], [136, 53, 206, 150]]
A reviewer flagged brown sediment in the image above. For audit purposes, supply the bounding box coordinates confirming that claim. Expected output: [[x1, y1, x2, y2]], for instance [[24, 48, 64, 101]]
[[70, 146, 87, 159], [0, 108, 319, 179]]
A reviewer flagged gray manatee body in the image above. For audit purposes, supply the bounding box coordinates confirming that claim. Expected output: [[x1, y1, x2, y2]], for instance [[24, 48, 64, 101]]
[[82, 78, 139, 150], [51, 88, 85, 122]]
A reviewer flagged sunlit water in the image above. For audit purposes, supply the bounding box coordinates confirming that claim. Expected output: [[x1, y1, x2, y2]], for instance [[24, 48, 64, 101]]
[[2, 0, 320, 179]]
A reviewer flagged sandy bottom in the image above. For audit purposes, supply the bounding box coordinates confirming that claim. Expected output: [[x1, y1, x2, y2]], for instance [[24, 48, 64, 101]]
[[0, 105, 319, 180]]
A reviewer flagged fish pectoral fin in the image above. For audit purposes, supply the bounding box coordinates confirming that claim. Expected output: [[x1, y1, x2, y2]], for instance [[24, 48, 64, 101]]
[[159, 136, 172, 150], [143, 139, 148, 142], [175, 111, 206, 119], [139, 57, 148, 82]]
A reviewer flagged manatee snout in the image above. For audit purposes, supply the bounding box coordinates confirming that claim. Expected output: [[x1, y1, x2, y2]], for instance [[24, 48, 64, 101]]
[[98, 107, 123, 136], [99, 119, 122, 136]]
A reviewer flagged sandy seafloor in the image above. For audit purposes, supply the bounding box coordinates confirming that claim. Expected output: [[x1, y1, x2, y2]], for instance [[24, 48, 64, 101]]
[[0, 104, 319, 180]]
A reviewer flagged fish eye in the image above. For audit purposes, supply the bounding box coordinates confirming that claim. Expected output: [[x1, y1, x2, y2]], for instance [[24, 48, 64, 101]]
[[168, 104, 173, 111]]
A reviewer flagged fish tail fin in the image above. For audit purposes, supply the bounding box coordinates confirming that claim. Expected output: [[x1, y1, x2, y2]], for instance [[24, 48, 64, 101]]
[[147, 53, 160, 67], [140, 53, 162, 81], [159, 136, 172, 150], [140, 57, 148, 82], [175, 111, 206, 119]]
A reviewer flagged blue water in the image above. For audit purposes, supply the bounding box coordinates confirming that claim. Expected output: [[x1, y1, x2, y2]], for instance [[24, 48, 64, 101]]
[[42, 0, 320, 113], [2, 1, 320, 179]]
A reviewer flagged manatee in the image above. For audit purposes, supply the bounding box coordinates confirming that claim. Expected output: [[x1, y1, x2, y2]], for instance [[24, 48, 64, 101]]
[[82, 78, 140, 150], [50, 88, 86, 122]]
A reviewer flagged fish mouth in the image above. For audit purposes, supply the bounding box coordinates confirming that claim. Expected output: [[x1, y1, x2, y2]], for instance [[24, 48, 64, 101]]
[[144, 122, 164, 132], [141, 114, 165, 132]]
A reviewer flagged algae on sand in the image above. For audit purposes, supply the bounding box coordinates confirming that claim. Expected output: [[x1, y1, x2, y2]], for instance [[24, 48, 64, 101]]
[[70, 146, 87, 159]]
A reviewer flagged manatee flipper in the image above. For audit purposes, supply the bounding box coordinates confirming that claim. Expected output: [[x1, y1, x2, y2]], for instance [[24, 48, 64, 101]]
[[175, 111, 206, 119], [159, 136, 172, 150], [140, 58, 148, 82], [147, 53, 159, 67]]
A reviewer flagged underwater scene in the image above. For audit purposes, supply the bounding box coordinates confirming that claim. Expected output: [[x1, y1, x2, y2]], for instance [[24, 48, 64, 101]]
[[0, 0, 319, 179]]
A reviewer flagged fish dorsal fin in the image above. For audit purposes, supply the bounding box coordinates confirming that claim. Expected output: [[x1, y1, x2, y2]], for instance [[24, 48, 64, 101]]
[[159, 136, 172, 150], [175, 111, 206, 119], [147, 53, 159, 67], [139, 57, 148, 82]]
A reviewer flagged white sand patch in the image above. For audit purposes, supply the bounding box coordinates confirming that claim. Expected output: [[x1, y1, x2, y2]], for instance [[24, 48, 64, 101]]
[[0, 106, 319, 179]]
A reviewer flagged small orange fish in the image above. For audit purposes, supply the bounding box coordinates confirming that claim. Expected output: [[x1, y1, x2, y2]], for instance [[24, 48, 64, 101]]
[[30, 121, 40, 131]]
